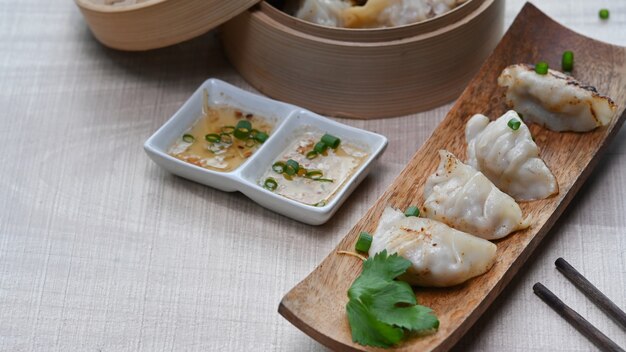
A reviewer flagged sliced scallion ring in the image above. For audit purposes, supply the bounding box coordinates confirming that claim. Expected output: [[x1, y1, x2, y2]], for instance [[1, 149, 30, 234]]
[[321, 134, 341, 149], [508, 118, 521, 131], [306, 150, 318, 160], [236, 120, 252, 130], [314, 141, 328, 154], [272, 161, 286, 174], [205, 133, 220, 143], [234, 128, 250, 140], [254, 132, 269, 144], [562, 51, 574, 72], [535, 61, 549, 75], [263, 177, 278, 191], [182, 134, 195, 143], [285, 159, 300, 175], [355, 232, 373, 252], [305, 170, 323, 179], [404, 205, 420, 217]]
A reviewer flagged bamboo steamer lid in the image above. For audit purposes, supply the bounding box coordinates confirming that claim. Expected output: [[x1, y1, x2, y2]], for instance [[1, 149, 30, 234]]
[[74, 0, 260, 51]]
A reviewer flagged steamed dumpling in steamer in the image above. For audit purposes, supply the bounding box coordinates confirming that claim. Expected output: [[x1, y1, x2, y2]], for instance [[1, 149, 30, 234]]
[[292, 0, 350, 27], [423, 150, 530, 240], [368, 207, 497, 287], [465, 110, 558, 201], [497, 64, 617, 132], [291, 0, 468, 28]]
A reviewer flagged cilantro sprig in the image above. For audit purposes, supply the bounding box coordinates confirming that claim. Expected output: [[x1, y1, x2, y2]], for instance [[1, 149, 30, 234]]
[[346, 250, 439, 348]]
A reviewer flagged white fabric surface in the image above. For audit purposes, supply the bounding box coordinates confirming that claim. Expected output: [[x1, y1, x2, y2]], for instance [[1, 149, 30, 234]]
[[0, 0, 624, 351]]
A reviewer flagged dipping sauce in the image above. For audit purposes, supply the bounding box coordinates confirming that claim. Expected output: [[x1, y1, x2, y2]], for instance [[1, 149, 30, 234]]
[[260, 129, 368, 206], [169, 94, 273, 172]]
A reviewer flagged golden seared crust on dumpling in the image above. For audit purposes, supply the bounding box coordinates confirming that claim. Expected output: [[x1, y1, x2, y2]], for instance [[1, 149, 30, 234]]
[[369, 208, 497, 287], [498, 64, 617, 132]]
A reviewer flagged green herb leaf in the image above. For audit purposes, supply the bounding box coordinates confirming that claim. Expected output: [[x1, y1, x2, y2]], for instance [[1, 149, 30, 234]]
[[346, 250, 439, 348]]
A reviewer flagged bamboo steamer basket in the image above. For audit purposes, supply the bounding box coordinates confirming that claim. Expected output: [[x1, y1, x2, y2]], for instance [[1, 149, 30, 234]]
[[74, 0, 259, 51], [221, 0, 504, 118]]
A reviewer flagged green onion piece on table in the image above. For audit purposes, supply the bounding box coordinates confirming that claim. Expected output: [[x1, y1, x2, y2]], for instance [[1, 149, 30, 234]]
[[355, 232, 373, 253], [599, 8, 609, 20], [263, 177, 278, 191], [205, 133, 220, 143], [404, 206, 420, 217], [507, 118, 521, 131], [314, 141, 328, 154], [535, 61, 549, 75], [182, 134, 195, 143], [321, 133, 341, 149], [272, 161, 286, 174], [306, 150, 318, 160], [254, 131, 269, 143], [561, 51, 574, 72]]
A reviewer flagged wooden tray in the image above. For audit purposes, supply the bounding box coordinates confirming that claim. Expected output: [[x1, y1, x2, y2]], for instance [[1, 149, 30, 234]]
[[278, 3, 626, 351]]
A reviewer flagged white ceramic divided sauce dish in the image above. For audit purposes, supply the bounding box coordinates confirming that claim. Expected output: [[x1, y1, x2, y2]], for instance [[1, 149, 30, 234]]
[[144, 79, 388, 225]]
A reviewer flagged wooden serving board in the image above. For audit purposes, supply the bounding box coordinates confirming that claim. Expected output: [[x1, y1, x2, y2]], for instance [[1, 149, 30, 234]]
[[278, 3, 626, 351]]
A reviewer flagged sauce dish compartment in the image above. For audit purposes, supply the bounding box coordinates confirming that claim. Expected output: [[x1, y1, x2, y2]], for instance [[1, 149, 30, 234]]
[[144, 79, 387, 224]]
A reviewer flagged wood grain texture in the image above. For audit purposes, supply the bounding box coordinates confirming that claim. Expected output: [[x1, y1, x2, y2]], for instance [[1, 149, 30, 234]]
[[1, 1, 626, 351], [278, 4, 626, 351], [220, 0, 504, 119]]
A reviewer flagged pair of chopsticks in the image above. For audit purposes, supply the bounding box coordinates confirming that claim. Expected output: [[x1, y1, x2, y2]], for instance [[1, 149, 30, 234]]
[[533, 258, 626, 352]]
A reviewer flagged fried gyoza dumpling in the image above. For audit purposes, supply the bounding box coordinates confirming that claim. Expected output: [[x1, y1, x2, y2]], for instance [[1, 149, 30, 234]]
[[466, 110, 558, 201], [498, 64, 617, 132], [369, 207, 497, 287], [423, 150, 530, 240]]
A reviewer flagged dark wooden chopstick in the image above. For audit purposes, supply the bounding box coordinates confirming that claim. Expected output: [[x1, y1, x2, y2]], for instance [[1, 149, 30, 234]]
[[555, 257, 626, 330], [533, 283, 624, 352]]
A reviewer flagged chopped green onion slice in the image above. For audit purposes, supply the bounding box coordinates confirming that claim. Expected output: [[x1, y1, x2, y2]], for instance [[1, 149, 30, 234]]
[[219, 133, 233, 144], [245, 139, 256, 148], [254, 132, 269, 144], [321, 133, 341, 149], [404, 205, 420, 217], [263, 177, 278, 191], [182, 134, 195, 143], [507, 118, 521, 131], [562, 51, 574, 72], [314, 200, 326, 207], [305, 170, 323, 179], [311, 178, 333, 182], [286, 159, 300, 174], [272, 161, 285, 174], [205, 133, 220, 143], [234, 128, 250, 140], [599, 8, 609, 20], [221, 126, 235, 134], [236, 120, 252, 130], [535, 61, 549, 75], [314, 141, 328, 154], [306, 150, 318, 160], [355, 232, 373, 253]]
